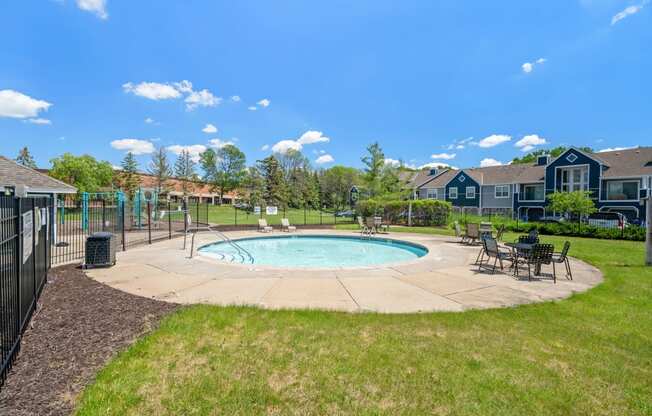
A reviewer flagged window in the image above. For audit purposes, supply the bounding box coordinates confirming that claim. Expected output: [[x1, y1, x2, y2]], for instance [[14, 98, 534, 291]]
[[466, 186, 476, 199], [560, 166, 589, 192], [495, 185, 510, 198], [449, 187, 458, 199], [606, 180, 639, 200], [522, 184, 544, 201], [426, 188, 438, 199], [459, 175, 466, 182], [566, 153, 578, 163]]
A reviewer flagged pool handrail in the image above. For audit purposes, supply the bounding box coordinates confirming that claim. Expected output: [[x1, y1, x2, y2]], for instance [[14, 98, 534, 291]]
[[187, 226, 254, 264]]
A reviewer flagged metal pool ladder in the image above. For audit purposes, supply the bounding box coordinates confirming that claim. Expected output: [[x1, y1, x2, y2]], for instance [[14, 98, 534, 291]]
[[186, 226, 254, 264]]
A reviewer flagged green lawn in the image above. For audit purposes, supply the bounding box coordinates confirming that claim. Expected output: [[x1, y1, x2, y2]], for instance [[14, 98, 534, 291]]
[[187, 204, 354, 227], [75, 228, 652, 415]]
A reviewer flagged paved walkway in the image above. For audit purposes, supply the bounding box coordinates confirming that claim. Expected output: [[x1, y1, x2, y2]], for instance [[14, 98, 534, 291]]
[[85, 230, 603, 313]]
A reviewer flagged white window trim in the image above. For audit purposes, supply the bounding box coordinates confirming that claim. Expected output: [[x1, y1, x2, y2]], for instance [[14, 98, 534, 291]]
[[449, 187, 458, 199], [519, 183, 545, 202], [426, 188, 438, 199], [494, 184, 510, 199], [600, 179, 640, 202], [466, 186, 476, 199], [554, 164, 591, 193]]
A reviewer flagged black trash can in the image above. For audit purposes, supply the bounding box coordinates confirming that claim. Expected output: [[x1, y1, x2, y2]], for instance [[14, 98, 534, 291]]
[[85, 232, 116, 268]]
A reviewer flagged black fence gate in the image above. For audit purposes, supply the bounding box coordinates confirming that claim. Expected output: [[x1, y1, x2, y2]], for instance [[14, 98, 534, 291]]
[[1, 196, 51, 388]]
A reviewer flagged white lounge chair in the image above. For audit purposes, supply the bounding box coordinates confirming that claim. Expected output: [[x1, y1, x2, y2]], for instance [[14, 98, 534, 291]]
[[258, 218, 273, 233], [357, 216, 372, 236], [281, 218, 297, 232]]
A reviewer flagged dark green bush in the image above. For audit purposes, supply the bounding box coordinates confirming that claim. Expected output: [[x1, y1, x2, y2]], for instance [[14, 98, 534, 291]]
[[356, 199, 452, 226]]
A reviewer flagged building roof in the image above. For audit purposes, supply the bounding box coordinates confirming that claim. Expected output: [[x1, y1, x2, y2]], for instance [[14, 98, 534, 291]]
[[595, 147, 652, 178], [0, 156, 77, 194], [463, 163, 545, 185], [135, 172, 241, 199]]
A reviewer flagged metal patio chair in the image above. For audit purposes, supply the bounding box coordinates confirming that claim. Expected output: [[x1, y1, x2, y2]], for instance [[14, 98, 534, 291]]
[[552, 241, 572, 281], [477, 237, 513, 274]]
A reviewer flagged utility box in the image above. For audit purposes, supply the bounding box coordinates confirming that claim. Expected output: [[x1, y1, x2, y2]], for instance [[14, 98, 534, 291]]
[[85, 232, 116, 268]]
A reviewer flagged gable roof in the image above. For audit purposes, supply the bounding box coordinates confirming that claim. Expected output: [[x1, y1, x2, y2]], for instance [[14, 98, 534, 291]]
[[596, 147, 652, 178], [0, 156, 77, 194]]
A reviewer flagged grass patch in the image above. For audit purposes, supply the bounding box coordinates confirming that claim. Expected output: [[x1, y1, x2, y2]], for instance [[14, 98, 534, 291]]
[[75, 230, 652, 415], [188, 204, 354, 227]]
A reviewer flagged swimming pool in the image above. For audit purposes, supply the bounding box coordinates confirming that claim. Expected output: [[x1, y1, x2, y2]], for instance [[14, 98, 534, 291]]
[[197, 235, 428, 268]]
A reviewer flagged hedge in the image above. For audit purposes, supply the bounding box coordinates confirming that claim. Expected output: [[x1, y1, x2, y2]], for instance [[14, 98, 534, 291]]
[[356, 199, 452, 226]]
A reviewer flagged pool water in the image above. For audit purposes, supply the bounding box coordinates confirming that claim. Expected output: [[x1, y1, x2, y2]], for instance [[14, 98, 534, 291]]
[[198, 235, 428, 268]]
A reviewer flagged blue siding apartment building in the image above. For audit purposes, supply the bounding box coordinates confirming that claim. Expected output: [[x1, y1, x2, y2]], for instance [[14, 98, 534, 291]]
[[407, 147, 652, 223]]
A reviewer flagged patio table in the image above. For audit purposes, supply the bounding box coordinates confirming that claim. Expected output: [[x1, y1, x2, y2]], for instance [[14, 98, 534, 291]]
[[504, 242, 542, 275]]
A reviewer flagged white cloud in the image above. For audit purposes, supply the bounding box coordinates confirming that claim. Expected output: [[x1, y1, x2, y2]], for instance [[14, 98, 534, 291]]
[[248, 106, 257, 111], [144, 117, 155, 124], [231, 95, 241, 102], [598, 146, 637, 153], [455, 144, 465, 149], [384, 158, 401, 167], [76, 0, 108, 19], [257, 98, 271, 108], [123, 82, 181, 100], [110, 139, 155, 155], [480, 158, 504, 167], [478, 134, 511, 148], [611, 2, 647, 25], [270, 131, 330, 154], [173, 80, 193, 93], [261, 144, 270, 151], [26, 118, 52, 125], [315, 154, 334, 164], [522, 57, 546, 74], [166, 144, 207, 162], [271, 140, 303, 154], [185, 89, 221, 111], [123, 80, 221, 111], [202, 123, 218, 134], [418, 162, 457, 170], [515, 134, 547, 152], [208, 138, 234, 149], [431, 152, 456, 160], [0, 90, 52, 119], [297, 130, 330, 145]]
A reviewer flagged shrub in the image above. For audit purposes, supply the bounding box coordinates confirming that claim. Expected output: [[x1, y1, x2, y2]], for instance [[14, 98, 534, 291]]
[[356, 199, 452, 226]]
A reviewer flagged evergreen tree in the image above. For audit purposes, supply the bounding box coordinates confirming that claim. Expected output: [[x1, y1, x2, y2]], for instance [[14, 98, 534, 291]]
[[147, 146, 171, 196], [16, 147, 37, 169], [174, 150, 196, 196], [120, 152, 140, 198], [361, 142, 385, 196], [257, 155, 288, 208]]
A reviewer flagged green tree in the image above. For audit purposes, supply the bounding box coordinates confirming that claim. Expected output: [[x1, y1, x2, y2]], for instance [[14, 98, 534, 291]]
[[511, 146, 594, 164], [16, 147, 37, 169], [119, 152, 140, 198], [201, 145, 247, 204], [319, 166, 361, 209], [548, 191, 597, 221], [49, 153, 114, 194], [257, 155, 288, 207], [174, 150, 196, 197], [243, 166, 265, 209], [147, 146, 171, 195], [276, 149, 309, 181], [361, 142, 385, 196]]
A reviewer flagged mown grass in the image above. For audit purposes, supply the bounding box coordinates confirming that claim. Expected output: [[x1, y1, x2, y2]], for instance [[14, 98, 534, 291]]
[[188, 204, 354, 227], [75, 229, 652, 415]]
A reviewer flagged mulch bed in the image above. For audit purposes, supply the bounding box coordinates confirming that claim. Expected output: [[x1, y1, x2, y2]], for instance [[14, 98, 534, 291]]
[[0, 264, 178, 416]]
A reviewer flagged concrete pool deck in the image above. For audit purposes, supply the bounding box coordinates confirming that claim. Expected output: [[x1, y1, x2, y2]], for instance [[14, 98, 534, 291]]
[[85, 230, 603, 313]]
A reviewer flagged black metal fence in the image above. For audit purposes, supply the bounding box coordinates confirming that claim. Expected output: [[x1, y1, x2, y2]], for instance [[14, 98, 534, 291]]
[[1, 196, 51, 388]]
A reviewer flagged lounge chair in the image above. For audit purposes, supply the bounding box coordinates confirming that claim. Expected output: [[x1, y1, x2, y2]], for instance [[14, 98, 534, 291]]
[[552, 241, 572, 281], [454, 221, 466, 243], [495, 224, 505, 241], [258, 218, 273, 233], [465, 223, 480, 245], [281, 218, 297, 232], [477, 237, 513, 274], [374, 216, 389, 233], [357, 216, 372, 236]]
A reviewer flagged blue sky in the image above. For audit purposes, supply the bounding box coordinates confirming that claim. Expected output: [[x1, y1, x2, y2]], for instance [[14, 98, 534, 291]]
[[1, 0, 650, 171]]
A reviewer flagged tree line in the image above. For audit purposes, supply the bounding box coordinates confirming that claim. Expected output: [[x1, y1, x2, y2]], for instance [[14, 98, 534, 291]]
[[14, 142, 410, 210]]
